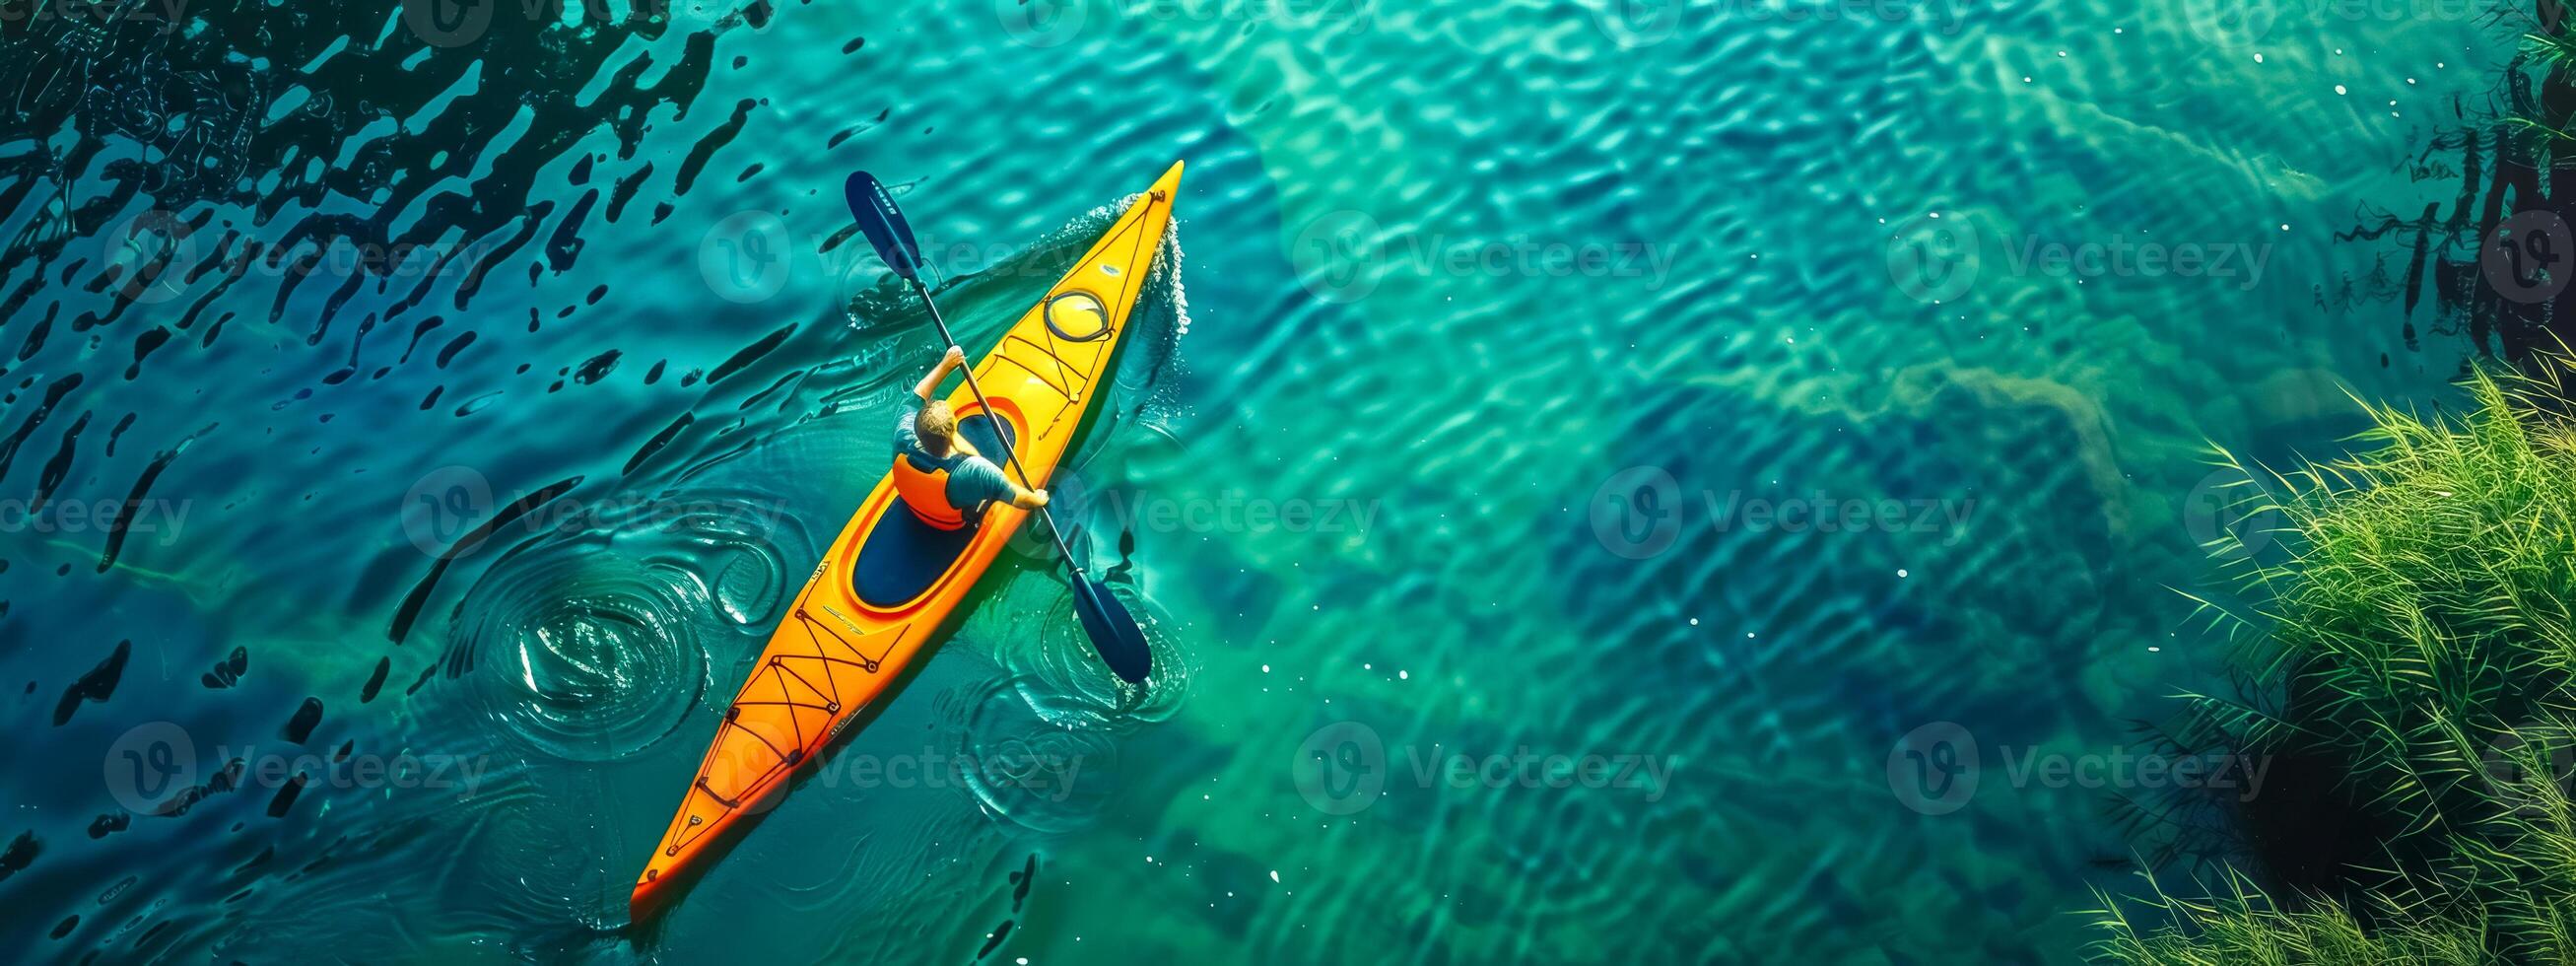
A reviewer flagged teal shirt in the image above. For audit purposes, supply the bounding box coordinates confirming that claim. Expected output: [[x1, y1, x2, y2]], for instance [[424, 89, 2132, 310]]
[[894, 397, 1014, 512]]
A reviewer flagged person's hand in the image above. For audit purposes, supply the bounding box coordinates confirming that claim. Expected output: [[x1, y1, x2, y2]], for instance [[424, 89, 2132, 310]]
[[1026, 489, 1050, 509], [941, 346, 965, 369]]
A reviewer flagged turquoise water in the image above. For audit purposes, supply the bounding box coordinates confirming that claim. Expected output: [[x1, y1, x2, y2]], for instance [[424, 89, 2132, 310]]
[[0, 0, 2523, 962]]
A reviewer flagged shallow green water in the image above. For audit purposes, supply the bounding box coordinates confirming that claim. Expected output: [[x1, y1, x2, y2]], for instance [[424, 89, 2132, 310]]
[[0, 0, 2525, 962]]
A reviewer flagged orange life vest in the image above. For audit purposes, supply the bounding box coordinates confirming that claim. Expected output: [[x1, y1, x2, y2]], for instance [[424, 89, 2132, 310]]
[[890, 448, 971, 529]]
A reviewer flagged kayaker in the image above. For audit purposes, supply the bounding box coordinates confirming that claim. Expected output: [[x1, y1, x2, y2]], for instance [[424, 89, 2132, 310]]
[[891, 345, 1048, 528]]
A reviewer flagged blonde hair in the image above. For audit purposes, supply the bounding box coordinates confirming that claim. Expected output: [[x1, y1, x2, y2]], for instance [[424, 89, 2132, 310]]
[[915, 400, 958, 456]]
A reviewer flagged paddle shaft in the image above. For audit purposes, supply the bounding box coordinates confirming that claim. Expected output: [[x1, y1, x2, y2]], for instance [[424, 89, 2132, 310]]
[[906, 277, 1091, 573], [844, 168, 1154, 682]]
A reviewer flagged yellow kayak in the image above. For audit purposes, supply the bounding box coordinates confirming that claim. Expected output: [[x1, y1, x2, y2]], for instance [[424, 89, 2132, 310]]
[[631, 161, 1184, 922]]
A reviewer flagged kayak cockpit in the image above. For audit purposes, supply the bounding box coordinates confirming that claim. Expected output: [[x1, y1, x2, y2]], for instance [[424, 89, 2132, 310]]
[[853, 412, 1017, 609]]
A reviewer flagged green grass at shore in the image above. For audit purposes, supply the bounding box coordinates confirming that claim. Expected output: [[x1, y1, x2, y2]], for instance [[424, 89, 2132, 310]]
[[2096, 362, 2576, 963]]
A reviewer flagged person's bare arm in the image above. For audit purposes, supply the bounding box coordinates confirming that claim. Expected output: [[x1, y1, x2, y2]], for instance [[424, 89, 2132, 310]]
[[1007, 484, 1050, 510], [913, 346, 965, 400]]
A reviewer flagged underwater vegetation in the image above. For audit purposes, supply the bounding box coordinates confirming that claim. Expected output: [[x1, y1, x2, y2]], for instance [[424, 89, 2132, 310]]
[[2093, 359, 2576, 962]]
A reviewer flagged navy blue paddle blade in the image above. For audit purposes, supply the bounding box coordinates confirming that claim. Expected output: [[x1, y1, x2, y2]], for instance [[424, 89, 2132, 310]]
[[1068, 576, 1153, 684], [846, 172, 923, 281]]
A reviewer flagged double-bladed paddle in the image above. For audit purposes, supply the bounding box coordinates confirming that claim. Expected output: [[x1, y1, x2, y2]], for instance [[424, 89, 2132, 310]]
[[846, 172, 1154, 684]]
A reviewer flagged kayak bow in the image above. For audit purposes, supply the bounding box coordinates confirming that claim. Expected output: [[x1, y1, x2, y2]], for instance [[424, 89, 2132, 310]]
[[630, 161, 1183, 923]]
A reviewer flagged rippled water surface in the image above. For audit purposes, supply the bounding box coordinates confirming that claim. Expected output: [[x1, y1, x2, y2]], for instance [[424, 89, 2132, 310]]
[[0, 0, 2526, 962]]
